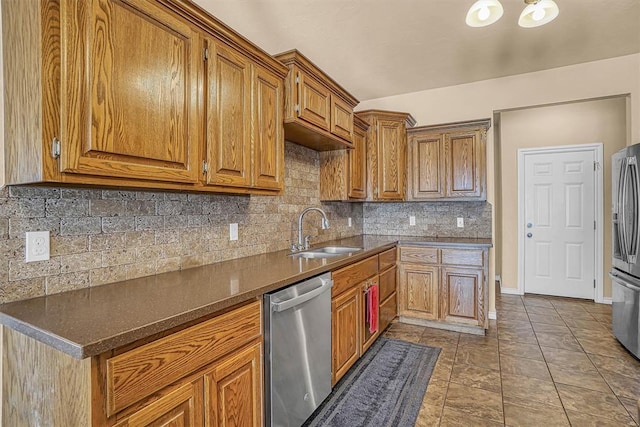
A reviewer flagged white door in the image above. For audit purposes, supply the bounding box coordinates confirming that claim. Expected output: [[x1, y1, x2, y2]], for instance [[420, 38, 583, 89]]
[[523, 149, 595, 299]]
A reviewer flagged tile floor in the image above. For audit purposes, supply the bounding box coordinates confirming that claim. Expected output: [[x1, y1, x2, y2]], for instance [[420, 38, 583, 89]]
[[383, 293, 640, 426]]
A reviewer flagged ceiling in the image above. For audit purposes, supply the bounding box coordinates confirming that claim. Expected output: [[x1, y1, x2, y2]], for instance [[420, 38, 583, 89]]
[[193, 0, 640, 102]]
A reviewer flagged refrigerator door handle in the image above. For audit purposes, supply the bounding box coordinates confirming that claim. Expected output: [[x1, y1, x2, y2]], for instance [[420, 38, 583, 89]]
[[610, 272, 640, 292], [619, 157, 630, 262], [627, 157, 640, 264]]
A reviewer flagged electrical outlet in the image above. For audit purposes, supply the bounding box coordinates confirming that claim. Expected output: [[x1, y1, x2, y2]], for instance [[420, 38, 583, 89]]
[[409, 216, 416, 226], [229, 223, 238, 241], [457, 217, 464, 228], [25, 231, 50, 262], [347, 217, 352, 227]]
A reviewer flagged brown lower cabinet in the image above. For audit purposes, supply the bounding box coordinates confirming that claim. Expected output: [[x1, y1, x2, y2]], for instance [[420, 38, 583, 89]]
[[116, 339, 263, 427], [2, 300, 263, 427], [331, 247, 397, 385], [398, 245, 489, 332]]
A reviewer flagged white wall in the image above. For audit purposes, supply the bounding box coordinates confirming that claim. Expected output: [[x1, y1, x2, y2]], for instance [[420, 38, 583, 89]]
[[358, 54, 640, 312], [500, 97, 627, 298]]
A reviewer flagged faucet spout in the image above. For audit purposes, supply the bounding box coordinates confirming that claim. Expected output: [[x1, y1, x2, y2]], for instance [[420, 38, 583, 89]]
[[297, 207, 330, 250]]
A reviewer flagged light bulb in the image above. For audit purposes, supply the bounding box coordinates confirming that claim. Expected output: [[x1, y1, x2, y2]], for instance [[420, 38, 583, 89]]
[[532, 6, 546, 21], [478, 6, 491, 21]]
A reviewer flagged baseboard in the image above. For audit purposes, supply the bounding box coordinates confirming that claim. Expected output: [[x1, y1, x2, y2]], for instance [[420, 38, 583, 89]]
[[488, 311, 497, 320], [495, 274, 502, 283], [500, 287, 522, 295], [600, 297, 612, 305], [399, 316, 485, 336]]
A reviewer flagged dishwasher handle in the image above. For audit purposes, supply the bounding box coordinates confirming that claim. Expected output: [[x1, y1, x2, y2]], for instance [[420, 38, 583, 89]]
[[271, 279, 333, 312]]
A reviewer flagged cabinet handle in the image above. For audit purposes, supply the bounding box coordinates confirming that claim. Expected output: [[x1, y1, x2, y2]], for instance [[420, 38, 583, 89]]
[[295, 72, 301, 116]]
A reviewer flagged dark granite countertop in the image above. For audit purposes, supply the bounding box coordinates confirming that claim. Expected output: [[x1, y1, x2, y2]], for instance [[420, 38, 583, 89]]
[[0, 234, 491, 359]]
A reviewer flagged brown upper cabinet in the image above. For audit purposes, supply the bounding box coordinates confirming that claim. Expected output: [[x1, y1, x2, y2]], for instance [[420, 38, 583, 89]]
[[275, 50, 359, 151], [408, 119, 490, 201], [204, 40, 285, 191], [357, 110, 417, 201], [3, 0, 287, 195], [319, 116, 369, 201]]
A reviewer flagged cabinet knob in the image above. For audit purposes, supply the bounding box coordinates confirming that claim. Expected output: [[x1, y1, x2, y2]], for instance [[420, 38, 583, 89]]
[[526, 233, 533, 238]]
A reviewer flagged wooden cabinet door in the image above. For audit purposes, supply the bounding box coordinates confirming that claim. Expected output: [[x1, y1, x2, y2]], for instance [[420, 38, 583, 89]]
[[410, 133, 445, 200], [205, 41, 252, 188], [61, 0, 200, 183], [252, 66, 284, 190], [440, 267, 483, 326], [296, 69, 331, 132], [379, 292, 397, 332], [361, 278, 380, 354], [114, 379, 204, 427], [398, 264, 439, 321], [330, 95, 354, 142], [348, 125, 367, 199], [379, 265, 397, 302], [376, 119, 406, 200], [332, 285, 361, 385], [204, 340, 262, 427], [445, 130, 484, 199]]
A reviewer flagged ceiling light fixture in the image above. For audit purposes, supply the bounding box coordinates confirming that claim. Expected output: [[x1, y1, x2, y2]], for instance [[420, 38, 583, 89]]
[[465, 0, 504, 27], [518, 0, 560, 28], [465, 0, 559, 28]]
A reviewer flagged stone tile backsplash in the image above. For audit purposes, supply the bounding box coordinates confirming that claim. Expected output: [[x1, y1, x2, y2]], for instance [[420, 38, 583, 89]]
[[363, 201, 492, 238], [0, 141, 492, 304], [0, 143, 363, 303]]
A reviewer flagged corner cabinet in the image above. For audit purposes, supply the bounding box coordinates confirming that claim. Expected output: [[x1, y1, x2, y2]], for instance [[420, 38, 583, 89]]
[[356, 110, 417, 201], [408, 119, 490, 201], [3, 0, 287, 195], [275, 50, 360, 151], [319, 116, 369, 201], [398, 244, 489, 334], [2, 300, 264, 426]]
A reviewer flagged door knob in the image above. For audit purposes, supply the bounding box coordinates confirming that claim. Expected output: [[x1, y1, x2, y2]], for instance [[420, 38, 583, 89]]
[[526, 233, 533, 238]]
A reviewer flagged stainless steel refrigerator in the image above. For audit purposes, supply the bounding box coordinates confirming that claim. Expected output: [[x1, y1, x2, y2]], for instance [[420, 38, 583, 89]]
[[611, 144, 640, 358]]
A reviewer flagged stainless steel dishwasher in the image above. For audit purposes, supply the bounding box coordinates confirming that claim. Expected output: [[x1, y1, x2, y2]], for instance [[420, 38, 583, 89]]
[[264, 272, 333, 427]]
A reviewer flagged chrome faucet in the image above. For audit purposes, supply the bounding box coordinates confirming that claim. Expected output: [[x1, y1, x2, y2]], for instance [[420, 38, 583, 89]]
[[293, 207, 330, 251]]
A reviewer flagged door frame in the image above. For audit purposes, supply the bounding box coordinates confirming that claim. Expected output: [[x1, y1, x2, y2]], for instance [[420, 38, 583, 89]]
[[517, 143, 605, 302]]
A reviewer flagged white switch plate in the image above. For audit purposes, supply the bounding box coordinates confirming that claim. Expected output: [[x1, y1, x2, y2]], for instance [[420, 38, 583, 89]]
[[347, 217, 352, 227], [25, 231, 50, 262], [409, 216, 416, 226], [229, 223, 238, 241], [457, 217, 464, 228]]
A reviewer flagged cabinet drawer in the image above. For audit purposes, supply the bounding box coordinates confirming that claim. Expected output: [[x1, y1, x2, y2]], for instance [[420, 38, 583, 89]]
[[332, 256, 378, 297], [441, 248, 484, 267], [379, 292, 397, 332], [106, 300, 261, 416], [378, 247, 397, 272], [379, 265, 397, 302], [399, 246, 439, 264]]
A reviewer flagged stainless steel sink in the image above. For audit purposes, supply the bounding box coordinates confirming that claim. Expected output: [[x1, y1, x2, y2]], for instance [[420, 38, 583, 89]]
[[290, 246, 363, 258]]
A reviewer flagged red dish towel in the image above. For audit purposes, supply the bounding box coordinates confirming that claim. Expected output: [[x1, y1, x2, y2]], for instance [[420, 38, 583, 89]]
[[368, 284, 379, 334]]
